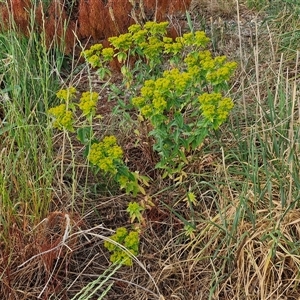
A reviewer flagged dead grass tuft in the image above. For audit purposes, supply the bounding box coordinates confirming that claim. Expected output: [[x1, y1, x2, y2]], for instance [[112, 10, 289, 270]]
[[0, 211, 82, 300], [190, 0, 237, 18], [0, 0, 193, 53]]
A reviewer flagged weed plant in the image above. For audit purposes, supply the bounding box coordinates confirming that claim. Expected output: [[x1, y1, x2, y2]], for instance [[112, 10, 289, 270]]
[[81, 22, 236, 178], [48, 21, 237, 266]]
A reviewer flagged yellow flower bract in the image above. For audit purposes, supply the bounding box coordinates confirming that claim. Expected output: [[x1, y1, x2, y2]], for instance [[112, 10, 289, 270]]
[[88, 136, 123, 173], [56, 87, 76, 102], [48, 104, 74, 132], [198, 93, 234, 128], [104, 227, 139, 266], [79, 91, 99, 116]]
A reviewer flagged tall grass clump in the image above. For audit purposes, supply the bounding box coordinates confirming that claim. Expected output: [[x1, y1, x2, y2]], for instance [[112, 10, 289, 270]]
[[0, 4, 64, 220], [0, 2, 67, 298], [214, 66, 300, 299], [179, 9, 300, 297]]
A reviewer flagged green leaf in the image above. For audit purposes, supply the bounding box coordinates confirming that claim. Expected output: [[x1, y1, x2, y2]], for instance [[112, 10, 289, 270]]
[[178, 149, 188, 164], [186, 10, 194, 34], [77, 126, 93, 144], [117, 52, 127, 63], [127, 202, 144, 223], [83, 144, 91, 158], [0, 123, 14, 135], [97, 67, 110, 80], [192, 128, 208, 149], [174, 112, 184, 128]]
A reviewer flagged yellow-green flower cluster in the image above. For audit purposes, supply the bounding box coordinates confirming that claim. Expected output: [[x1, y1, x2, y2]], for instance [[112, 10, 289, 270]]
[[182, 31, 210, 47], [108, 21, 167, 55], [82, 21, 215, 79], [140, 36, 165, 64], [144, 21, 168, 36], [109, 33, 133, 52], [87, 43, 103, 54], [78, 91, 99, 116], [128, 24, 142, 33], [132, 79, 168, 117], [184, 50, 214, 74], [199, 51, 216, 71], [131, 29, 148, 44], [132, 81, 154, 116], [101, 47, 114, 62], [198, 92, 234, 128], [106, 22, 168, 67], [117, 175, 130, 189], [163, 37, 173, 43], [132, 67, 193, 118], [104, 227, 139, 266], [140, 104, 154, 118], [131, 96, 145, 107], [206, 61, 237, 85], [88, 136, 123, 174], [56, 87, 76, 102], [163, 68, 192, 93], [140, 79, 156, 96], [82, 44, 115, 67], [152, 95, 167, 112], [154, 77, 172, 92], [184, 50, 237, 84], [164, 41, 184, 55], [82, 44, 103, 68], [48, 104, 74, 132]]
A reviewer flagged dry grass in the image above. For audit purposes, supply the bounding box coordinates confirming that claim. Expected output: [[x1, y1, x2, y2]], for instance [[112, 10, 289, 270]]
[[2, 1, 300, 299], [190, 0, 237, 17], [0, 0, 192, 52]]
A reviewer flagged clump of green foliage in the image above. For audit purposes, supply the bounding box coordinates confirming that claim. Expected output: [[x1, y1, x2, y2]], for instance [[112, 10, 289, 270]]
[[48, 87, 148, 196], [48, 86, 147, 264], [82, 21, 237, 176], [104, 227, 139, 266], [48, 21, 237, 266]]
